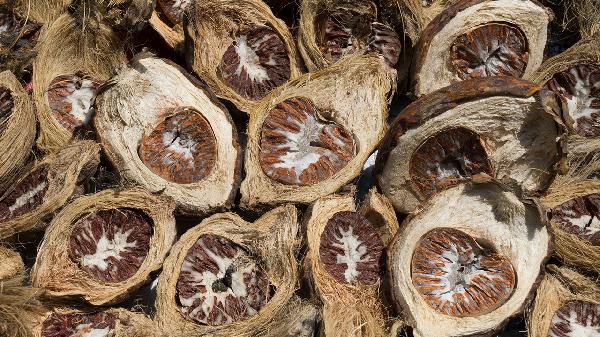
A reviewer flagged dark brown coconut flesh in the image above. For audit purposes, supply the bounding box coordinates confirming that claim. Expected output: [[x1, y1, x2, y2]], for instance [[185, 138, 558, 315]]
[[319, 211, 383, 285], [176, 234, 269, 326], [40, 312, 117, 337], [0, 167, 49, 223], [46, 74, 100, 131], [157, 0, 191, 25], [552, 194, 600, 245], [450, 23, 529, 80], [366, 22, 401, 67], [411, 228, 515, 317], [218, 26, 291, 101], [68, 209, 153, 283], [548, 300, 600, 336], [259, 96, 356, 186], [0, 86, 13, 135], [138, 107, 218, 184], [0, 7, 40, 50], [409, 127, 492, 198], [544, 64, 600, 137]]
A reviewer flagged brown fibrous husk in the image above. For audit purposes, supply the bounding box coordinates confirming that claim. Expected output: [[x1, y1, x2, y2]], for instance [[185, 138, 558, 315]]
[[31, 187, 177, 306], [155, 205, 301, 337], [0, 140, 101, 240], [394, 0, 460, 44], [0, 277, 46, 337], [0, 245, 24, 281]]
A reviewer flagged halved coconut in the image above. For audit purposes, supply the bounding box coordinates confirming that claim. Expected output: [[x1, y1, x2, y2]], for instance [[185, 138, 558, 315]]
[[183, 0, 303, 114], [32, 12, 125, 152], [155, 205, 300, 336], [410, 0, 549, 97], [388, 182, 551, 337], [31, 187, 176, 306], [94, 54, 240, 216], [304, 189, 398, 336], [0, 245, 24, 281], [297, 0, 403, 71], [0, 140, 100, 239], [241, 55, 396, 209], [528, 265, 600, 337], [376, 76, 560, 214], [0, 70, 36, 194]]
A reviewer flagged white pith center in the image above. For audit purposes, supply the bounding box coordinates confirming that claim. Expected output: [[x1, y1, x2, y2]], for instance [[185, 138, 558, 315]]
[[0, 24, 9, 34], [330, 225, 371, 283], [561, 207, 600, 236], [71, 324, 111, 337], [172, 0, 190, 10], [180, 239, 260, 325], [231, 34, 275, 84], [7, 180, 47, 214], [161, 129, 197, 167], [64, 79, 95, 124], [550, 309, 600, 337], [269, 114, 347, 183], [564, 68, 600, 128], [76, 219, 138, 272]]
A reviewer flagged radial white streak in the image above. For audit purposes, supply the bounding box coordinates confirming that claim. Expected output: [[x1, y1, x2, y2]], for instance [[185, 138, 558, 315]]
[[65, 79, 95, 124], [7, 181, 47, 213], [162, 129, 196, 167], [79, 221, 137, 271], [331, 226, 370, 283], [550, 309, 600, 337], [233, 35, 270, 83], [564, 68, 600, 128], [72, 323, 111, 337]]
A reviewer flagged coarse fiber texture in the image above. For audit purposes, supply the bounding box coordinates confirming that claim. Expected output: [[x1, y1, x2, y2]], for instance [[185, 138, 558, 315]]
[[395, 0, 460, 43], [31, 187, 176, 306], [241, 55, 396, 209], [0, 245, 24, 281], [0, 140, 100, 239], [3, 0, 71, 24], [0, 277, 46, 337]]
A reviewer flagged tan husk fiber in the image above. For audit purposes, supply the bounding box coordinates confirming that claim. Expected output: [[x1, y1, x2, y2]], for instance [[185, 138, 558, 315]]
[[0, 71, 36, 194], [388, 182, 551, 337], [395, 0, 460, 43], [155, 205, 300, 337], [304, 190, 399, 337], [527, 265, 600, 337], [31, 187, 176, 306], [95, 54, 241, 216], [0, 140, 100, 239], [4, 0, 71, 24], [541, 179, 600, 274], [149, 10, 184, 52], [0, 245, 24, 281], [241, 55, 396, 209], [183, 0, 303, 115], [563, 0, 600, 39], [32, 12, 124, 153], [0, 277, 46, 337], [261, 296, 322, 337]]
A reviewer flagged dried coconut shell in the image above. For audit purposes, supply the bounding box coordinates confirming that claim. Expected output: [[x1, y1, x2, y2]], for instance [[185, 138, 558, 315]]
[[183, 0, 303, 114], [32, 12, 125, 153], [0, 140, 100, 240], [304, 190, 399, 337], [155, 205, 300, 337], [376, 77, 561, 214], [31, 187, 176, 306], [241, 55, 396, 209], [527, 265, 600, 337], [0, 71, 36, 194], [388, 182, 551, 337], [0, 277, 46, 337], [410, 0, 549, 97], [0, 245, 24, 281], [94, 54, 241, 216]]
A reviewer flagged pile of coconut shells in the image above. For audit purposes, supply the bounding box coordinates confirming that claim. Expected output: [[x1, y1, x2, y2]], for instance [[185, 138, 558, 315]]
[[2, 0, 600, 336]]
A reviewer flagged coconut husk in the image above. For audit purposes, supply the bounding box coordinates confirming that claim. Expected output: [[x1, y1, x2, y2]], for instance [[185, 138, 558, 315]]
[[0, 245, 24, 281], [0, 4, 42, 79], [304, 190, 399, 337], [388, 182, 551, 337], [376, 76, 561, 214], [94, 54, 241, 216], [183, 0, 304, 115], [3, 0, 71, 25], [155, 205, 300, 337], [67, 0, 153, 33], [260, 296, 322, 337], [560, 0, 600, 40], [241, 55, 396, 209], [149, 10, 184, 52], [409, 0, 550, 97], [0, 71, 36, 194], [0, 140, 100, 240], [32, 12, 125, 153], [0, 277, 46, 337], [394, 0, 460, 43], [31, 187, 176, 306], [527, 264, 600, 337]]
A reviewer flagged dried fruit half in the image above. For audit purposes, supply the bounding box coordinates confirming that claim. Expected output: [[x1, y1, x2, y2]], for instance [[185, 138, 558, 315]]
[[0, 245, 24, 281], [184, 0, 303, 114], [528, 265, 600, 337], [0, 71, 36, 194], [376, 77, 560, 214], [410, 0, 549, 97], [298, 0, 402, 70], [32, 13, 124, 152], [95, 54, 240, 215], [0, 140, 100, 239], [304, 189, 399, 336], [155, 205, 300, 336], [388, 182, 551, 337], [31, 187, 176, 305], [241, 55, 396, 208]]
